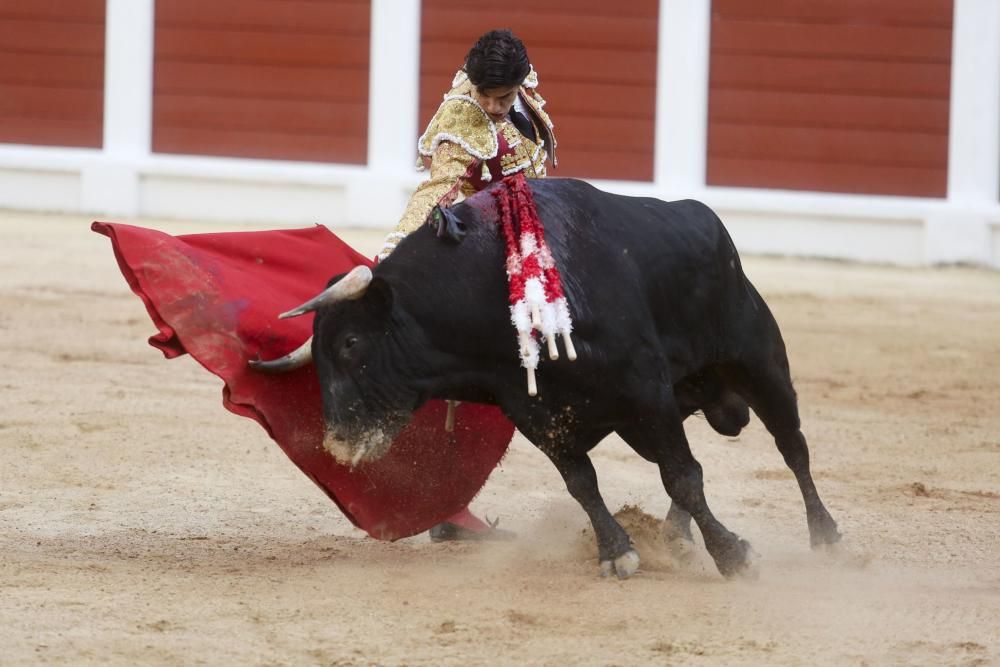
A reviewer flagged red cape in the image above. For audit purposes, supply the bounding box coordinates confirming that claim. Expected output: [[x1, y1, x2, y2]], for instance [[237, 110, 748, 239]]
[[92, 222, 514, 540]]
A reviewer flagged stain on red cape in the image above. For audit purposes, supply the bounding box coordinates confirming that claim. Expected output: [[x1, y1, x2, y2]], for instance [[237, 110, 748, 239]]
[[92, 222, 515, 540]]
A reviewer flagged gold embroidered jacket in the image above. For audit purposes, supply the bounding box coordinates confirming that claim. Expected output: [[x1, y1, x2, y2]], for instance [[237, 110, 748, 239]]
[[379, 68, 556, 260]]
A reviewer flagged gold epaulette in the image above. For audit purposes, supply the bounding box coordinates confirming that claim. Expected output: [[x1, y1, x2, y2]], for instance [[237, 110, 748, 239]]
[[417, 95, 498, 161]]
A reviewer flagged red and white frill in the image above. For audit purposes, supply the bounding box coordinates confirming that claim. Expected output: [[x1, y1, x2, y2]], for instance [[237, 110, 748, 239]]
[[490, 173, 577, 395]]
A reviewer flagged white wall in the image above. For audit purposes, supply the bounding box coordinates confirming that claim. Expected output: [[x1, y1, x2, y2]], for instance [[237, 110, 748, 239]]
[[0, 0, 998, 268]]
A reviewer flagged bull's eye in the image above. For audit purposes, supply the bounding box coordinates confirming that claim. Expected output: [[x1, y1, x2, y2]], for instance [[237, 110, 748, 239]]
[[344, 335, 359, 349]]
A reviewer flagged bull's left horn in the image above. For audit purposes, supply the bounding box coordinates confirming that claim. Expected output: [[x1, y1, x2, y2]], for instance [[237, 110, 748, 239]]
[[279, 265, 373, 319], [249, 336, 313, 373]]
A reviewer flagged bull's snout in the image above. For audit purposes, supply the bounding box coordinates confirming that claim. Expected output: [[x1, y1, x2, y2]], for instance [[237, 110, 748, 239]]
[[322, 426, 392, 468]]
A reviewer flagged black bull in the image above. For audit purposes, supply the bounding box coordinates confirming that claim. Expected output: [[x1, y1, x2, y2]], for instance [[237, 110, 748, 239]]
[[258, 178, 841, 578]]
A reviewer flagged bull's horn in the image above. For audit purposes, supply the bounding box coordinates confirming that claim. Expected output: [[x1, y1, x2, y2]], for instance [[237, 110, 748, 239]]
[[279, 265, 373, 319], [248, 336, 313, 373]]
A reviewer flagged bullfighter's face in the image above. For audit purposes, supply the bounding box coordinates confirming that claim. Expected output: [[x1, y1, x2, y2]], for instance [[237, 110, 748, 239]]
[[472, 85, 518, 123]]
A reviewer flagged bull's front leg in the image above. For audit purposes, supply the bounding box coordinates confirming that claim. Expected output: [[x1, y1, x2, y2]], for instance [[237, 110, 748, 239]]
[[547, 450, 640, 579]]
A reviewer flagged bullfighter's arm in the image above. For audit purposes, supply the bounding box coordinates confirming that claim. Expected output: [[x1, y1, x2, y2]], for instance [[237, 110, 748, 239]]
[[377, 141, 476, 261]]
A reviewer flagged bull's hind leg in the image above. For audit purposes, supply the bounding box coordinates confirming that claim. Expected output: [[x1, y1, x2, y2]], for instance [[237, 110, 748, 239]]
[[620, 410, 754, 578], [726, 362, 841, 548], [665, 381, 749, 546], [663, 384, 750, 544]]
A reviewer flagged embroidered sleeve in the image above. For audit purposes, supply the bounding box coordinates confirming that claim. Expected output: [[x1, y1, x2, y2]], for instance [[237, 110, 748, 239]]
[[378, 141, 476, 260]]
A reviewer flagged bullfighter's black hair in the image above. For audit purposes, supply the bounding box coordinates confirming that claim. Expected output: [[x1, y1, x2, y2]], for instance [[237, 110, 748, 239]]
[[464, 29, 530, 91]]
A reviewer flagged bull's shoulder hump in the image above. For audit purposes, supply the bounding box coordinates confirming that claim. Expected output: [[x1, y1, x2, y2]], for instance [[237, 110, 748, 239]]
[[534, 177, 597, 191], [656, 198, 724, 222], [526, 177, 619, 204]]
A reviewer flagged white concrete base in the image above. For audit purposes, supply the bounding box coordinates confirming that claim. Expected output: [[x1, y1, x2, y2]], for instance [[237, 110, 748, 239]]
[[81, 162, 140, 217], [1, 145, 998, 268], [139, 175, 347, 226], [0, 166, 82, 213], [137, 155, 418, 227], [720, 211, 925, 266], [990, 222, 1000, 269], [0, 146, 419, 227], [925, 209, 996, 266]]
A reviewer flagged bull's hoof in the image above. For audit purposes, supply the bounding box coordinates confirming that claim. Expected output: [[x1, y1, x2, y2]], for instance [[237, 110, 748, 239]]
[[809, 516, 842, 549], [714, 538, 758, 579], [600, 549, 641, 579]]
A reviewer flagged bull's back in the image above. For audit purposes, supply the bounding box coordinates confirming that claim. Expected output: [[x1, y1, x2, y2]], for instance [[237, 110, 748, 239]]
[[528, 179, 748, 339], [439, 178, 766, 376]]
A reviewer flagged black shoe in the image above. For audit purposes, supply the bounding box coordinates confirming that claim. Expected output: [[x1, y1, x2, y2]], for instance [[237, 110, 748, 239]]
[[428, 520, 516, 542]]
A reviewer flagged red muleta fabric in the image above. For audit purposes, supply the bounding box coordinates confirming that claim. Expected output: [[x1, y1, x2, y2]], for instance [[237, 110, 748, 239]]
[[91, 222, 514, 540]]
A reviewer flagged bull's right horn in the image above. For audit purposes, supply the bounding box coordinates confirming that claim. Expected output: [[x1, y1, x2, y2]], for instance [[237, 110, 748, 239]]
[[249, 336, 313, 373], [279, 265, 373, 319], [249, 265, 372, 374]]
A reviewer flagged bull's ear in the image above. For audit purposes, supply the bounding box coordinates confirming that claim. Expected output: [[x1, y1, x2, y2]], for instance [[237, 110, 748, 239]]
[[431, 205, 467, 244], [366, 276, 394, 313]]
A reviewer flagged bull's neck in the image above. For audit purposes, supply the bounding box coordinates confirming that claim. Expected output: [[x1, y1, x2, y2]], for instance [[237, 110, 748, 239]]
[[379, 226, 515, 405], [386, 303, 512, 406]]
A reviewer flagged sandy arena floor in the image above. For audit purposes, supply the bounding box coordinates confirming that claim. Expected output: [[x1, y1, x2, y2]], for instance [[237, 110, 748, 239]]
[[2, 209, 999, 666]]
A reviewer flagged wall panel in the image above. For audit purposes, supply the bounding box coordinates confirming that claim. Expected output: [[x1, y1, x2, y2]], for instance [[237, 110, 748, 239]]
[[152, 0, 370, 164], [707, 0, 954, 197], [0, 1, 105, 148]]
